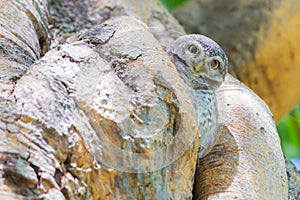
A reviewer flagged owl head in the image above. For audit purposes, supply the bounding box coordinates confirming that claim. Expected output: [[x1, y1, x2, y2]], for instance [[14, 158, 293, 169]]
[[167, 34, 228, 90]]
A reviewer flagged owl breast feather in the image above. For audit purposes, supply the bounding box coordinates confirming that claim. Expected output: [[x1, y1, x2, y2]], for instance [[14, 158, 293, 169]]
[[192, 89, 218, 158]]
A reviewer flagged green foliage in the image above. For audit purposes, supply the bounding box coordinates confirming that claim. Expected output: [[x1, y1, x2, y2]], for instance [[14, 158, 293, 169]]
[[277, 105, 300, 158], [159, 0, 189, 10]]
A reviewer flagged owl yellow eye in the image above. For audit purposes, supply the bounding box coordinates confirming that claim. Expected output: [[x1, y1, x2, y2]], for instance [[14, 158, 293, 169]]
[[188, 45, 200, 54], [210, 59, 220, 70]]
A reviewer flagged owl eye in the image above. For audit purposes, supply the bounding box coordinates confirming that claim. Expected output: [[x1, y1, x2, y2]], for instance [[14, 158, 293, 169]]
[[210, 59, 220, 70], [188, 45, 200, 54]]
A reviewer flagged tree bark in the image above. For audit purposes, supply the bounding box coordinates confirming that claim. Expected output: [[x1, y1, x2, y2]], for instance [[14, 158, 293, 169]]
[[0, 0, 288, 199], [12, 16, 200, 199]]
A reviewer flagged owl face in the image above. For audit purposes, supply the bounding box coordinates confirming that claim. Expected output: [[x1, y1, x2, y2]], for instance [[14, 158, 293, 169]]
[[168, 34, 228, 90]]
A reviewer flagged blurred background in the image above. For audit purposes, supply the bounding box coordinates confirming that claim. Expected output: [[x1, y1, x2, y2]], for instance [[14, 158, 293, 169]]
[[160, 0, 300, 169]]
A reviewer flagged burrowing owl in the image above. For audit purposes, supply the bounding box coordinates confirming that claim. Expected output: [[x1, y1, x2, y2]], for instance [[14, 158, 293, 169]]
[[167, 34, 228, 158]]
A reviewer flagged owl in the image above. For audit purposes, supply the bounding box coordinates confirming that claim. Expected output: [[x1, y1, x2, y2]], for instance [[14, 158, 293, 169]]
[[167, 34, 228, 158]]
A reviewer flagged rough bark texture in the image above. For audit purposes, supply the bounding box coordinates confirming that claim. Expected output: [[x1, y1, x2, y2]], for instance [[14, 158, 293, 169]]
[[0, 0, 49, 199], [1, 2, 200, 199], [173, 0, 300, 122], [0, 0, 49, 81], [0, 0, 290, 199], [48, 0, 184, 50]]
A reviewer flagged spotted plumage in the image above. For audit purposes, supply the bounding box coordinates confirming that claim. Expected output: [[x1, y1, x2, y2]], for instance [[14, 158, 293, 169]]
[[167, 34, 228, 158]]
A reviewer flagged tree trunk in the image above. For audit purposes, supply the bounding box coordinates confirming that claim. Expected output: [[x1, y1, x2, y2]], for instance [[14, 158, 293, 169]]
[[0, 0, 288, 199]]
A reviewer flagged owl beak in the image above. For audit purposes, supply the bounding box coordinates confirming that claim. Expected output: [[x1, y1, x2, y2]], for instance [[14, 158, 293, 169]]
[[194, 62, 204, 73], [194, 62, 207, 74]]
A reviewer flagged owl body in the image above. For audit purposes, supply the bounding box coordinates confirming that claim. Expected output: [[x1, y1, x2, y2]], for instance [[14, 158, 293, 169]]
[[193, 89, 218, 158], [168, 34, 228, 158]]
